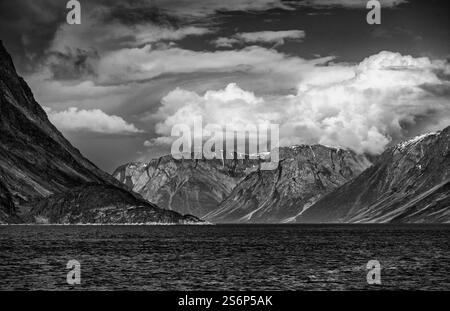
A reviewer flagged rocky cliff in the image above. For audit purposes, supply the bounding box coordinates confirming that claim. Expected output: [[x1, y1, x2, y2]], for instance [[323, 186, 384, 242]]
[[0, 40, 199, 224], [113, 155, 259, 217], [204, 145, 372, 223], [297, 127, 450, 223]]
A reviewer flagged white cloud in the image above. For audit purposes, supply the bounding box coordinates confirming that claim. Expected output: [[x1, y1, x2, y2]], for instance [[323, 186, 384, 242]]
[[96, 45, 332, 84], [45, 107, 143, 135], [155, 83, 268, 135], [213, 37, 240, 48], [213, 30, 305, 47], [152, 51, 450, 154], [143, 137, 175, 147]]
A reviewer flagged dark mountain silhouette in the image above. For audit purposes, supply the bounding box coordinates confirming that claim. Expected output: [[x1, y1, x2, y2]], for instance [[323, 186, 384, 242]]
[[0, 40, 199, 224]]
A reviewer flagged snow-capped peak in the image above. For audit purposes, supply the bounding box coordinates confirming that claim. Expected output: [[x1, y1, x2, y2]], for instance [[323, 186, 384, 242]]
[[397, 132, 438, 151]]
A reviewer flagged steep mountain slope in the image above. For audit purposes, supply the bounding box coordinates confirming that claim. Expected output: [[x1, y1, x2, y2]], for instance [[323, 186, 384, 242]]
[[113, 155, 259, 217], [297, 127, 450, 223], [0, 41, 120, 204], [0, 40, 199, 224], [204, 145, 372, 223]]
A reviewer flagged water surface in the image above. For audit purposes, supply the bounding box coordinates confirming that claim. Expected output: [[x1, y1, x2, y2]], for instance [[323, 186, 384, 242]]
[[0, 224, 449, 290]]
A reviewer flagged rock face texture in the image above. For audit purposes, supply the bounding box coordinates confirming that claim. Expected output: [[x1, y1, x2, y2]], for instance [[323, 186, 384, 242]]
[[0, 180, 15, 224], [115, 146, 372, 223], [28, 184, 199, 224], [204, 146, 372, 223], [297, 127, 450, 223], [0, 41, 199, 224], [113, 155, 259, 217]]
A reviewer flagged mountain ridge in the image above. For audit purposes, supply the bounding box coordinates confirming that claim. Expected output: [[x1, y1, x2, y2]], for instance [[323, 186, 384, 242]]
[[205, 145, 372, 223], [297, 127, 450, 223]]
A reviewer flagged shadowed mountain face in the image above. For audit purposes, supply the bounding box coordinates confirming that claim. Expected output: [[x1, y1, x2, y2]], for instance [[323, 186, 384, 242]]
[[113, 155, 259, 217], [27, 184, 200, 224], [0, 41, 199, 224], [0, 180, 15, 223], [204, 146, 372, 223], [297, 127, 450, 223]]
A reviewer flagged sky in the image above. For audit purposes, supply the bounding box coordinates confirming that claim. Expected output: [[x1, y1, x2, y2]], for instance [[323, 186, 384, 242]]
[[1, 0, 449, 172]]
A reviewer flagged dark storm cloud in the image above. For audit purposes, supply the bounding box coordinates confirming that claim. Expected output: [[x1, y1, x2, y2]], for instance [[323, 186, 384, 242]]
[[434, 65, 450, 82], [102, 2, 179, 26], [0, 0, 184, 74], [281, 0, 408, 9], [45, 49, 99, 80], [0, 0, 66, 72], [420, 83, 450, 97]]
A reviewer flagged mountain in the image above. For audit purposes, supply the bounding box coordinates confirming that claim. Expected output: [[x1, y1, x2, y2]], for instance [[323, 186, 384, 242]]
[[0, 40, 199, 224], [297, 127, 450, 223], [113, 155, 259, 217], [0, 180, 15, 224], [27, 184, 199, 224], [204, 145, 372, 223]]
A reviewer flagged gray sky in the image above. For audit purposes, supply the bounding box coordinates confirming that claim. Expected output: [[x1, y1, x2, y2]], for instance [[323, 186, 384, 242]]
[[1, 0, 449, 172]]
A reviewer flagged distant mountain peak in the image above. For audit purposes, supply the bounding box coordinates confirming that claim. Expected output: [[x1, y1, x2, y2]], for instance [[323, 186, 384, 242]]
[[396, 131, 439, 152]]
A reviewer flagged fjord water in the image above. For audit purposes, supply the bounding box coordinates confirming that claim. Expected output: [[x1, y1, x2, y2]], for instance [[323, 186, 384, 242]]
[[0, 224, 449, 290]]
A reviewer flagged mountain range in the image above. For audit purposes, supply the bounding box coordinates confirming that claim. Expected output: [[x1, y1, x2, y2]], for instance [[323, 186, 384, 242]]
[[116, 129, 449, 223], [116, 145, 372, 222], [115, 132, 450, 224]]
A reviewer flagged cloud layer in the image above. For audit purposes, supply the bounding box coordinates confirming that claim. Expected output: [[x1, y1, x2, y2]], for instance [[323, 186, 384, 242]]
[[213, 30, 305, 47], [152, 51, 450, 154], [3, 0, 447, 172]]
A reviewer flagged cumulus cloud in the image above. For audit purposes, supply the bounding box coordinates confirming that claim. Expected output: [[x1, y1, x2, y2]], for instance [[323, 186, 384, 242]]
[[155, 83, 267, 135], [213, 30, 305, 47], [151, 51, 450, 154], [45, 107, 143, 135]]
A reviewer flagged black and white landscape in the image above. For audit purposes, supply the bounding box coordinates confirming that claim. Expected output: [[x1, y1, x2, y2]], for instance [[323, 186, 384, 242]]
[[0, 0, 449, 292]]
